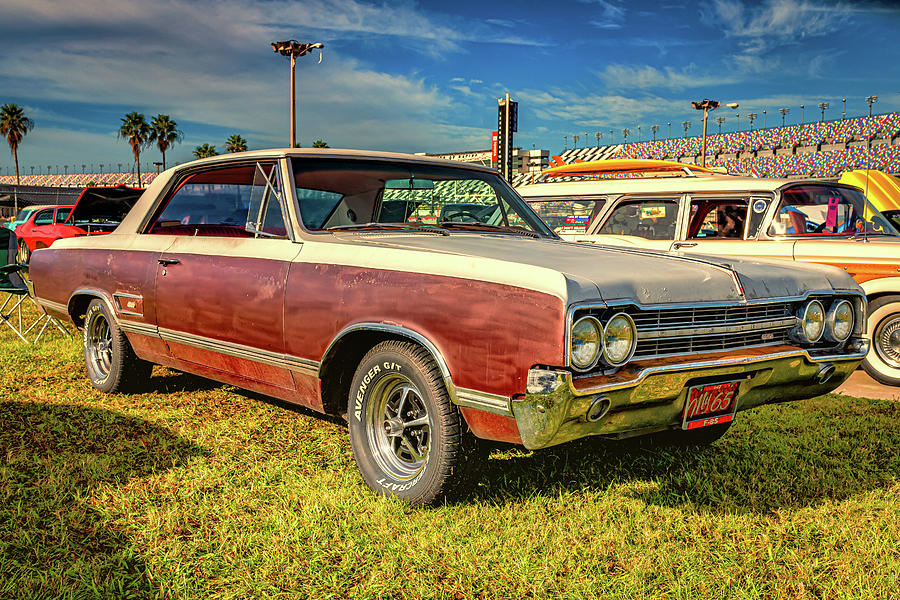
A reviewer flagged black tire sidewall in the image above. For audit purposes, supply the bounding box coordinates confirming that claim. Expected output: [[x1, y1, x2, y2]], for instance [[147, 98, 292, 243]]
[[348, 345, 451, 503], [83, 300, 122, 393], [863, 296, 900, 387]]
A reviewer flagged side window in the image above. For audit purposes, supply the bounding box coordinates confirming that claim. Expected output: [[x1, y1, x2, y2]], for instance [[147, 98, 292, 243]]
[[33, 210, 54, 226], [55, 208, 72, 224], [687, 199, 749, 239], [527, 198, 606, 234], [597, 199, 678, 240], [148, 163, 287, 238]]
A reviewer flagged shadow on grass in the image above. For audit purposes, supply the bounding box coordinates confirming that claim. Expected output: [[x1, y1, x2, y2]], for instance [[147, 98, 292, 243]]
[[0, 401, 205, 599], [468, 396, 900, 514]]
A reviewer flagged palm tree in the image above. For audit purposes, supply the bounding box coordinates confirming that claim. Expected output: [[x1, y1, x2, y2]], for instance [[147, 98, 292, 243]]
[[312, 139, 329, 148], [193, 144, 218, 159], [225, 134, 247, 153], [149, 114, 183, 170], [118, 112, 151, 187], [0, 104, 34, 189]]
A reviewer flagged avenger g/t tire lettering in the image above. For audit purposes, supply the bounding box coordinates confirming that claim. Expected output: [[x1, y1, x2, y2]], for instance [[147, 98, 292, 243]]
[[348, 340, 474, 506], [864, 295, 900, 387], [83, 299, 152, 393]]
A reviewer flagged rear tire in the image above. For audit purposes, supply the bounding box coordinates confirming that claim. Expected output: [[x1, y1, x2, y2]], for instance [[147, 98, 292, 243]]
[[17, 240, 30, 264], [347, 340, 477, 506], [83, 299, 152, 393], [863, 295, 900, 387]]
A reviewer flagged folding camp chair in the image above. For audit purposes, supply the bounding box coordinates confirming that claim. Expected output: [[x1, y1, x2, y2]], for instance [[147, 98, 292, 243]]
[[0, 228, 71, 343]]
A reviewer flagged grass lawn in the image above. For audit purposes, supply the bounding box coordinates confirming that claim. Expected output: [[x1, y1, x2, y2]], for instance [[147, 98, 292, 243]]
[[1, 309, 899, 599]]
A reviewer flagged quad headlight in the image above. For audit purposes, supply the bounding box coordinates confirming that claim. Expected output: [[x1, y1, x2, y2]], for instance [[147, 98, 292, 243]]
[[603, 313, 637, 367], [798, 300, 825, 343], [570, 312, 638, 371], [825, 299, 854, 343], [571, 316, 603, 370]]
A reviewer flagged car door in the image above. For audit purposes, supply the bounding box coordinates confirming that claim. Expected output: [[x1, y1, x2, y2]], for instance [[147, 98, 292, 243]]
[[147, 160, 302, 389], [670, 194, 797, 261], [579, 196, 681, 251]]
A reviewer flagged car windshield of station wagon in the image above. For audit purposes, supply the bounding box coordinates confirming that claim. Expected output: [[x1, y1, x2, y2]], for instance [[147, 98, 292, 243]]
[[768, 184, 899, 237], [291, 158, 554, 236], [525, 197, 606, 234]]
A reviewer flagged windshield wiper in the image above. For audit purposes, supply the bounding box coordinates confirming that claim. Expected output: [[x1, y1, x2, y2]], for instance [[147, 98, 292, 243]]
[[326, 222, 449, 235], [437, 221, 541, 238]]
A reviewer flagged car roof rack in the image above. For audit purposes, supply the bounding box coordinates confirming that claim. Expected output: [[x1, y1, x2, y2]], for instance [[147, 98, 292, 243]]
[[538, 158, 729, 182]]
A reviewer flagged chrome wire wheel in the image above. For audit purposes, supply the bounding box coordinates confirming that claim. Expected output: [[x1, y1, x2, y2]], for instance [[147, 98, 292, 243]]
[[874, 313, 900, 369], [86, 312, 113, 381], [364, 374, 432, 480]]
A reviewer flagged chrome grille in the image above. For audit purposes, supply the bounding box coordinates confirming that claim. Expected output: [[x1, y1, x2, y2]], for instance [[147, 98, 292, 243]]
[[625, 302, 796, 361]]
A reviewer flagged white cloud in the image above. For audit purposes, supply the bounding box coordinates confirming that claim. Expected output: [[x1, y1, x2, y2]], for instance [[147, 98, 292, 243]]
[[701, 0, 857, 41], [523, 88, 683, 129], [579, 0, 627, 29], [597, 64, 735, 91]]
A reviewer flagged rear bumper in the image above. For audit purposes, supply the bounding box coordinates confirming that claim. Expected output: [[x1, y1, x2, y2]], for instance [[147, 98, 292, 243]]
[[512, 340, 869, 449]]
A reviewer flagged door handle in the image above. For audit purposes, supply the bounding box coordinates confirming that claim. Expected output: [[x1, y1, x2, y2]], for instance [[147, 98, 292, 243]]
[[672, 242, 697, 249], [158, 258, 180, 266]]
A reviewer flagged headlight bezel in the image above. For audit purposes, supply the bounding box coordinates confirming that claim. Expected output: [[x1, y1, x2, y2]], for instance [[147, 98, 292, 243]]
[[570, 315, 604, 371], [602, 312, 638, 367], [825, 299, 854, 343]]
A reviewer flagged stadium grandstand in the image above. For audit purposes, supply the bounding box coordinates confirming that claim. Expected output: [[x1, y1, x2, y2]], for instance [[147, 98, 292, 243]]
[[0, 171, 157, 188], [512, 112, 900, 185]]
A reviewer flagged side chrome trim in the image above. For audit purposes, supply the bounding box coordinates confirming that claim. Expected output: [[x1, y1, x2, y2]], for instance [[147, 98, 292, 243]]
[[38, 298, 69, 315], [119, 321, 160, 338], [455, 387, 513, 417], [157, 327, 320, 376], [322, 322, 458, 403]]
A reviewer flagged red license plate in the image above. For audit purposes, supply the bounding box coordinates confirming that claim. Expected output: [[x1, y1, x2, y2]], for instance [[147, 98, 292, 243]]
[[682, 380, 740, 430]]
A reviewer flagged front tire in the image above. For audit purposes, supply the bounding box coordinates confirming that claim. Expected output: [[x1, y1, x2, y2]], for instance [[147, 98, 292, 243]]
[[348, 340, 474, 506], [863, 295, 900, 387], [83, 299, 152, 393], [17, 240, 30, 264]]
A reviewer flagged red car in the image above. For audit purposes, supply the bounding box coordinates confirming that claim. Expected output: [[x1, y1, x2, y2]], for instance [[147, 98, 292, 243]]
[[16, 185, 143, 263]]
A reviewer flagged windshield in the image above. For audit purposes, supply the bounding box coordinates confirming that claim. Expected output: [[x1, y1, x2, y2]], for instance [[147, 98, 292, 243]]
[[291, 158, 554, 237], [769, 184, 899, 237], [14, 208, 35, 221]]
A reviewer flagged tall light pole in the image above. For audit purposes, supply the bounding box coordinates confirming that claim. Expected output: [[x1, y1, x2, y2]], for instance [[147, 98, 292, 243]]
[[622, 128, 630, 144], [716, 116, 725, 135], [609, 129, 614, 143], [667, 122, 671, 139], [595, 131, 601, 147], [779, 107, 789, 127], [866, 95, 878, 117], [800, 104, 805, 124], [563, 135, 567, 150], [272, 40, 324, 148], [818, 102, 829, 122], [651, 125, 658, 141], [842, 98, 846, 120], [573, 134, 579, 149], [748, 112, 757, 130], [691, 99, 718, 167], [637, 125, 642, 142], [763, 109, 767, 129]]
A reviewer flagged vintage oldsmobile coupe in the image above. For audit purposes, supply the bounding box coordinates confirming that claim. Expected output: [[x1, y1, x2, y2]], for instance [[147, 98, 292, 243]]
[[29, 150, 868, 505]]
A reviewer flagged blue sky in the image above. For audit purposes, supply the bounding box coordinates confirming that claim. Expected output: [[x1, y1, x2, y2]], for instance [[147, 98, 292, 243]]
[[1, 0, 899, 175]]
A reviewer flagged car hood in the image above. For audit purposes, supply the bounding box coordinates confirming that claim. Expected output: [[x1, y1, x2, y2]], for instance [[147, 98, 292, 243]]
[[65, 186, 143, 224], [344, 233, 859, 305]]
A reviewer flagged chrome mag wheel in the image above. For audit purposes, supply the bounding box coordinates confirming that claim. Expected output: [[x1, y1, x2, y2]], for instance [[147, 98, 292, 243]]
[[364, 374, 432, 480], [86, 311, 113, 380]]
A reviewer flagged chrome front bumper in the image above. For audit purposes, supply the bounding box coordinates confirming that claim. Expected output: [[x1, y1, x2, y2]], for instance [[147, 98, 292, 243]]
[[512, 340, 870, 450]]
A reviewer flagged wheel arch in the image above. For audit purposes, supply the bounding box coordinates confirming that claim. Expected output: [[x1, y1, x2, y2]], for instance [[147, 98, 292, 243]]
[[68, 289, 117, 328], [318, 323, 457, 416]]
